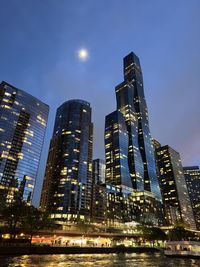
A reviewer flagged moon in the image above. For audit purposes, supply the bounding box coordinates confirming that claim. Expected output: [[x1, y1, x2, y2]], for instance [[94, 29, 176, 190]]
[[77, 48, 89, 61]]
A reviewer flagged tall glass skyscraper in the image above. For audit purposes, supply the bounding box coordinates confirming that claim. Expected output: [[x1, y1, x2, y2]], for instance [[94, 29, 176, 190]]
[[105, 110, 132, 188], [155, 145, 196, 229], [40, 99, 93, 222], [183, 166, 200, 229], [105, 52, 161, 201], [0, 81, 49, 206]]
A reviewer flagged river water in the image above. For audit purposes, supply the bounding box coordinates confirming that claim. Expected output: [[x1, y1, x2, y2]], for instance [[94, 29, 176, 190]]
[[0, 253, 200, 267]]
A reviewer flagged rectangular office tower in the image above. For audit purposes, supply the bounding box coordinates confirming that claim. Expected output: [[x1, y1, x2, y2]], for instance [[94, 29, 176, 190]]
[[183, 166, 200, 230], [155, 145, 196, 229], [90, 159, 106, 222], [40, 100, 93, 222], [0, 81, 49, 206], [105, 110, 133, 189]]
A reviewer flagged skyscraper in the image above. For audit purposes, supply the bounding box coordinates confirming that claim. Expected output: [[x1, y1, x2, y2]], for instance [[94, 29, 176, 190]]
[[105, 110, 132, 189], [90, 183, 107, 223], [155, 145, 196, 229], [92, 159, 105, 184], [0, 81, 49, 206], [90, 159, 106, 222], [183, 166, 200, 229], [40, 99, 93, 222], [105, 52, 161, 200]]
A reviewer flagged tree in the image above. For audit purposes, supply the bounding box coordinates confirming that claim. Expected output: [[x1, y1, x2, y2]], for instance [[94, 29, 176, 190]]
[[168, 226, 195, 241], [76, 222, 96, 233], [135, 224, 167, 247], [148, 227, 167, 241], [0, 200, 57, 242], [22, 206, 57, 242], [0, 200, 27, 239]]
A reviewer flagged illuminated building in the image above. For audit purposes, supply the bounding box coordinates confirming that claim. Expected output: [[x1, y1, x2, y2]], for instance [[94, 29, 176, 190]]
[[152, 139, 162, 178], [90, 159, 106, 222], [105, 110, 132, 189], [106, 184, 134, 224], [105, 52, 161, 198], [90, 183, 107, 223], [104, 52, 161, 223], [93, 159, 105, 184], [0, 81, 49, 205], [152, 139, 161, 150], [155, 145, 196, 229], [120, 52, 161, 199], [40, 100, 93, 222], [183, 166, 200, 230], [105, 111, 134, 223], [129, 191, 164, 226]]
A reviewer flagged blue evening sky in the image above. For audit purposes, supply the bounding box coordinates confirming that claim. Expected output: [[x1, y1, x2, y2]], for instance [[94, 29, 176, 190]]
[[0, 0, 199, 206]]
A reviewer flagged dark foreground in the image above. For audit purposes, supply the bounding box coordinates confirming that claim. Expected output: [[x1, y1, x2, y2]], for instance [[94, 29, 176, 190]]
[[0, 246, 159, 255], [0, 253, 200, 267]]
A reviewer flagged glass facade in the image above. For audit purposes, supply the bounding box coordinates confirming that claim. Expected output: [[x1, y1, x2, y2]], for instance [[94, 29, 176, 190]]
[[115, 81, 144, 191], [129, 191, 164, 226], [40, 99, 93, 222], [106, 184, 134, 224], [183, 166, 200, 230], [121, 52, 161, 200], [105, 110, 132, 189], [92, 159, 105, 184], [90, 183, 106, 223], [105, 52, 161, 202], [0, 81, 49, 205], [155, 145, 196, 229], [91, 159, 106, 222]]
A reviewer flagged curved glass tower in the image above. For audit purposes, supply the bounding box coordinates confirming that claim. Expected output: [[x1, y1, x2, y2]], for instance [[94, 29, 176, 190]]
[[0, 81, 49, 206], [40, 99, 93, 222]]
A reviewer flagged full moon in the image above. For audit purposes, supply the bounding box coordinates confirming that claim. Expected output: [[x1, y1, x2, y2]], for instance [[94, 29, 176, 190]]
[[77, 48, 89, 61]]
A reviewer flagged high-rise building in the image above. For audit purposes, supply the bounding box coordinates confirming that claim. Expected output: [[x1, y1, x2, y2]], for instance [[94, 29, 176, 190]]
[[155, 145, 196, 229], [40, 99, 93, 222], [105, 110, 134, 223], [120, 52, 161, 199], [106, 184, 134, 224], [0, 81, 49, 206], [105, 110, 132, 189], [129, 191, 164, 226], [105, 52, 161, 202], [152, 139, 161, 150], [92, 159, 105, 184], [183, 166, 200, 230], [91, 159, 106, 222], [105, 52, 162, 224], [90, 183, 107, 223]]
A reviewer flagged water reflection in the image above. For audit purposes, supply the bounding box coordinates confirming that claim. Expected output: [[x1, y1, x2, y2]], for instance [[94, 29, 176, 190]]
[[0, 253, 200, 267]]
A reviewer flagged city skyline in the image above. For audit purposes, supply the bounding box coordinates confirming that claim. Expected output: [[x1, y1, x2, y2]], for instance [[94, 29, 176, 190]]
[[0, 51, 198, 228], [0, 1, 199, 206]]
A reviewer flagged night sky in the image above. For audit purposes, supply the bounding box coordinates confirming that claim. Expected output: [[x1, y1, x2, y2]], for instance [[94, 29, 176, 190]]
[[0, 1, 199, 206]]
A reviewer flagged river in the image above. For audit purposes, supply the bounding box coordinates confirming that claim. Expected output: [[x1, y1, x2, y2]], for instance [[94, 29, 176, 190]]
[[0, 253, 200, 267]]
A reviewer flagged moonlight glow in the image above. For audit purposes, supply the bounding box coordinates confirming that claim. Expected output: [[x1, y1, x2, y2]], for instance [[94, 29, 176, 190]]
[[77, 48, 89, 61]]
